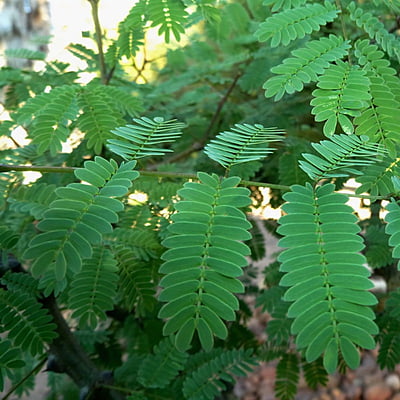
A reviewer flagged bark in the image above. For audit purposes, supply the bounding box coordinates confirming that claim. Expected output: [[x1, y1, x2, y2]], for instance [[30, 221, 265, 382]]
[[41, 295, 125, 400], [0, 0, 51, 67]]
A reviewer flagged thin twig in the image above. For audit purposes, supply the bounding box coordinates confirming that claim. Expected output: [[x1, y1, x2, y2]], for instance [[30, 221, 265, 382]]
[[88, 0, 108, 84], [150, 71, 243, 168], [335, 0, 350, 63], [0, 163, 392, 200], [2, 356, 47, 400], [203, 71, 243, 139], [0, 164, 75, 173], [98, 384, 133, 394]]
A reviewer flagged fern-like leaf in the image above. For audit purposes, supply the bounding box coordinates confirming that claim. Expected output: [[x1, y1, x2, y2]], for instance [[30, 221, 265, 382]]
[[384, 200, 400, 259], [204, 123, 284, 170], [302, 358, 328, 390], [256, 285, 285, 314], [0, 271, 39, 297], [111, 228, 162, 261], [364, 224, 393, 268], [263, 35, 351, 100], [67, 43, 98, 66], [264, 0, 307, 12], [68, 247, 119, 329], [12, 85, 79, 155], [8, 183, 58, 219], [348, 2, 400, 62], [0, 289, 57, 356], [246, 217, 267, 261], [111, 1, 145, 61], [182, 348, 257, 400], [275, 353, 299, 400], [278, 139, 311, 187], [137, 336, 188, 388], [354, 39, 400, 92], [355, 156, 400, 197], [113, 245, 157, 313], [23, 157, 139, 283], [353, 78, 400, 155], [0, 226, 19, 250], [158, 172, 251, 351], [5, 48, 46, 60], [76, 87, 124, 154], [0, 340, 25, 392], [266, 300, 291, 346], [311, 61, 370, 136], [377, 330, 400, 370], [373, 0, 400, 13], [299, 134, 384, 181], [148, 0, 188, 42], [107, 117, 185, 161], [97, 86, 143, 117], [0, 171, 22, 211], [256, 2, 338, 48], [278, 183, 378, 373]]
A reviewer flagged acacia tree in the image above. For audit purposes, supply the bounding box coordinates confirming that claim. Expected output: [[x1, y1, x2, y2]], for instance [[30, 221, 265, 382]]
[[0, 0, 400, 399]]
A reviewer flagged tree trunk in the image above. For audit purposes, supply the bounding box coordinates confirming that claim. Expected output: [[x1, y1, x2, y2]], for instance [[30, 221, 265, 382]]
[[0, 0, 50, 67]]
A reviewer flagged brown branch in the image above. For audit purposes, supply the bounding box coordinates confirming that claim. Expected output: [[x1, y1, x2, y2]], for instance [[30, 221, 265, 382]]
[[41, 295, 124, 400], [149, 71, 243, 169], [203, 71, 243, 140]]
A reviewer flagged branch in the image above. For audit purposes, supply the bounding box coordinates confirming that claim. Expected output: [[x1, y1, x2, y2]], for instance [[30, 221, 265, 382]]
[[41, 295, 124, 400], [2, 356, 47, 400], [0, 164, 75, 173], [0, 163, 392, 200], [335, 0, 350, 54], [88, 0, 108, 84], [150, 71, 243, 168], [203, 71, 243, 139]]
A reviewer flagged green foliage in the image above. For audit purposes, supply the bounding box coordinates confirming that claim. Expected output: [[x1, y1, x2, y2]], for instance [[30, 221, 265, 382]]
[[311, 61, 371, 136], [364, 224, 393, 269], [8, 183, 58, 219], [76, 87, 125, 154], [256, 2, 338, 48], [377, 293, 400, 369], [68, 247, 119, 329], [263, 35, 351, 100], [385, 201, 400, 259], [107, 117, 185, 160], [5, 48, 46, 61], [302, 358, 328, 390], [264, 0, 307, 12], [277, 183, 378, 373], [0, 340, 25, 392], [299, 134, 384, 181], [2, 1, 400, 399], [148, 0, 188, 42], [0, 271, 39, 297], [348, 2, 400, 62], [182, 348, 256, 400], [275, 353, 299, 400], [355, 156, 400, 197], [137, 336, 188, 388], [158, 172, 251, 351], [23, 157, 139, 283], [0, 289, 57, 356], [113, 245, 157, 313], [204, 123, 285, 170]]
